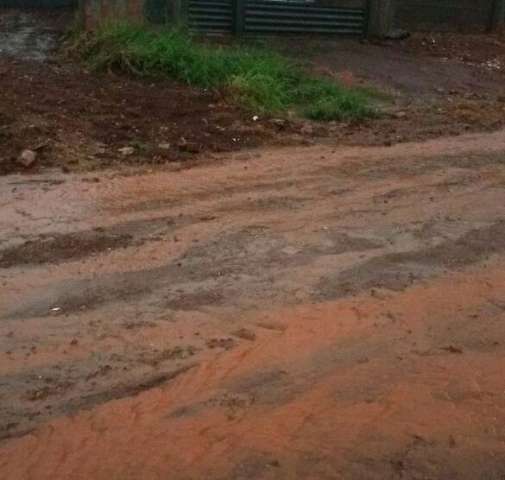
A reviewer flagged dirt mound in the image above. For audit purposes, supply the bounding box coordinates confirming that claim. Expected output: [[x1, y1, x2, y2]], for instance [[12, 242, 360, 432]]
[[0, 57, 303, 174]]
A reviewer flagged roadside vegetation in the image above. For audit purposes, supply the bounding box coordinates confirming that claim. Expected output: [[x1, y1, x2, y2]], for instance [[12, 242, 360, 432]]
[[72, 23, 376, 121]]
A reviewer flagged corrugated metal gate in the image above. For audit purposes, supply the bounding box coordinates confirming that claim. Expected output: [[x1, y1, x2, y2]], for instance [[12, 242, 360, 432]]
[[187, 0, 367, 35], [244, 2, 365, 34], [188, 0, 234, 33]]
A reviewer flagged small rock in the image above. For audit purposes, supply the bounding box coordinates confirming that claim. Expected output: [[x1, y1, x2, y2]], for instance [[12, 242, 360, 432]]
[[441, 345, 463, 354], [281, 246, 299, 256], [232, 328, 256, 342], [384, 29, 410, 41], [70, 339, 78, 346], [300, 123, 314, 135], [177, 137, 199, 153], [17, 149, 37, 168], [158, 143, 171, 150], [206, 337, 236, 350], [271, 118, 287, 130], [394, 111, 407, 119], [118, 146, 135, 156]]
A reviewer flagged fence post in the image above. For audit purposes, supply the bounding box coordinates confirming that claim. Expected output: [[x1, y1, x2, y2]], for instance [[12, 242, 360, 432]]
[[174, 0, 188, 26], [367, 0, 394, 38], [489, 0, 505, 32], [233, 0, 246, 34]]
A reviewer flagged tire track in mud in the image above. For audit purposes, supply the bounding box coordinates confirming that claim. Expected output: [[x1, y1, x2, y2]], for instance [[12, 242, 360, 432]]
[[1, 130, 505, 477], [315, 220, 505, 300], [5, 218, 505, 320], [1, 263, 505, 479]]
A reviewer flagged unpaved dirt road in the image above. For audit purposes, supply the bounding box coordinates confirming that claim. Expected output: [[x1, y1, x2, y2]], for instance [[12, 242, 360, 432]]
[[2, 8, 505, 480], [1, 129, 505, 479]]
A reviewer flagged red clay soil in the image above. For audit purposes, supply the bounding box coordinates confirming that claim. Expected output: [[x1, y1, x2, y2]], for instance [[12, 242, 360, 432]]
[[3, 270, 505, 479], [3, 10, 505, 479], [1, 129, 505, 479]]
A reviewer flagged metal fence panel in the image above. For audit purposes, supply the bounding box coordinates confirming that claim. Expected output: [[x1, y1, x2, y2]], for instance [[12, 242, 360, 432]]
[[188, 0, 366, 35], [244, 1, 365, 34], [188, 0, 234, 33]]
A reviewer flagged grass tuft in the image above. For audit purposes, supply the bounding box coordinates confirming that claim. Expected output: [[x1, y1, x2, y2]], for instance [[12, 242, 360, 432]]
[[72, 23, 376, 121]]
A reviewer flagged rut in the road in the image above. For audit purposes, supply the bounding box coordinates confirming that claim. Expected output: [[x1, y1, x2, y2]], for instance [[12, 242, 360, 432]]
[[1, 129, 505, 479]]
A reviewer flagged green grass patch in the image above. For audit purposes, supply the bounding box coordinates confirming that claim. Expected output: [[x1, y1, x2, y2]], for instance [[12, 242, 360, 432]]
[[72, 23, 376, 121]]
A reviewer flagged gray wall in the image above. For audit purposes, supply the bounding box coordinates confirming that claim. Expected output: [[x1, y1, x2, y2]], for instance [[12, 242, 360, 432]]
[[394, 0, 495, 31], [0, 0, 76, 7]]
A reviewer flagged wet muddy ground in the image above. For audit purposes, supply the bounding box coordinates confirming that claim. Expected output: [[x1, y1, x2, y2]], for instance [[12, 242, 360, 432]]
[[2, 8, 505, 480], [1, 130, 505, 479]]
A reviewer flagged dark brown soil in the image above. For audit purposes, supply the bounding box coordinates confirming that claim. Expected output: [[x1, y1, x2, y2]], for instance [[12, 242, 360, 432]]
[[2, 12, 505, 176], [0, 230, 132, 268], [0, 56, 299, 175], [280, 32, 505, 97]]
